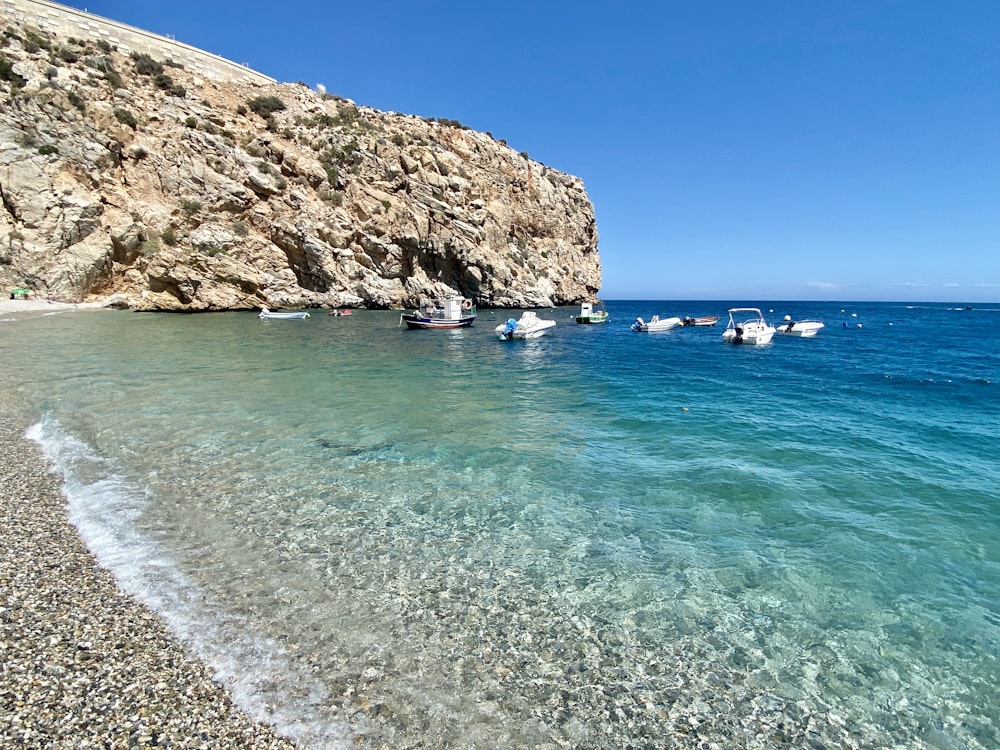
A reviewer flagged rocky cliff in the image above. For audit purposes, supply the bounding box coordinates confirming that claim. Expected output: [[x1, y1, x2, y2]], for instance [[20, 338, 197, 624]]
[[0, 20, 601, 310]]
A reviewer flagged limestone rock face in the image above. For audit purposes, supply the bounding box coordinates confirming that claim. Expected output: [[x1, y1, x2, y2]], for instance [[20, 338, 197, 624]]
[[0, 24, 601, 310]]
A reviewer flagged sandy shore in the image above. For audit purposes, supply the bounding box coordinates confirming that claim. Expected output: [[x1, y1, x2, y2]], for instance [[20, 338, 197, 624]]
[[0, 396, 297, 748], [0, 298, 107, 315]]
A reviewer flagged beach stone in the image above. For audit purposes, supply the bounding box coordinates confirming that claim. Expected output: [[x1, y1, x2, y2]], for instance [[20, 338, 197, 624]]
[[0, 406, 296, 749]]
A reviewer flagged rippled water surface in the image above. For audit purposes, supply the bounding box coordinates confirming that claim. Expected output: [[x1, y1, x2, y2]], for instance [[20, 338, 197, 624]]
[[2, 301, 998, 748]]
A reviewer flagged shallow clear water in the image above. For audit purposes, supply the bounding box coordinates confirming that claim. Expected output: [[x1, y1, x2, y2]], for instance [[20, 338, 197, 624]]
[[2, 301, 998, 748]]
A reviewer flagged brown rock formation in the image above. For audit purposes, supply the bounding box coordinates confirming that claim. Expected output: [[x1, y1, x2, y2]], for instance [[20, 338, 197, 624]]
[[0, 21, 601, 310]]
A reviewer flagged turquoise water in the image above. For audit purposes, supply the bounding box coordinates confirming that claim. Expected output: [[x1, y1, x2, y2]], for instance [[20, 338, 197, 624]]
[[2, 301, 998, 748]]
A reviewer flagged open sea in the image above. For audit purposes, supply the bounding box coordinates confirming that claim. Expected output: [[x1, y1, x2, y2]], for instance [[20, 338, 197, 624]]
[[1, 300, 998, 748]]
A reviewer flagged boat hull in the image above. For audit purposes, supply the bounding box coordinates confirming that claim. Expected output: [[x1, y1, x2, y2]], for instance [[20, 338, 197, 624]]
[[632, 316, 681, 332], [681, 316, 719, 327], [496, 322, 557, 340], [777, 321, 824, 337], [401, 296, 476, 329], [575, 313, 609, 324], [496, 312, 557, 340], [722, 308, 775, 345], [722, 328, 774, 345], [401, 313, 476, 329], [259, 311, 310, 320], [574, 301, 608, 324]]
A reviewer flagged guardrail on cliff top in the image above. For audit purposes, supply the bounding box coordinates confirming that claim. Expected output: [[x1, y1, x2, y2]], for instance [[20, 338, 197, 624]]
[[0, 0, 277, 85]]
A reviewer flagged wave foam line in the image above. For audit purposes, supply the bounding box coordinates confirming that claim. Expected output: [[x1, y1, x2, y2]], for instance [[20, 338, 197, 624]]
[[27, 413, 349, 749]]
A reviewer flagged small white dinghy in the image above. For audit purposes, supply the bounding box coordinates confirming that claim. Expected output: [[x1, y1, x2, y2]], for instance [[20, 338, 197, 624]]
[[260, 307, 310, 320]]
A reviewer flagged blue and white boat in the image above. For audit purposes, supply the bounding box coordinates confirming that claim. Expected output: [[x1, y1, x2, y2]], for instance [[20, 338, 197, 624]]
[[495, 310, 557, 340], [400, 296, 476, 329]]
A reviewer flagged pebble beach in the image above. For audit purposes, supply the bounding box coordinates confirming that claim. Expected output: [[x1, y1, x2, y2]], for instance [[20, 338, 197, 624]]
[[0, 392, 296, 748]]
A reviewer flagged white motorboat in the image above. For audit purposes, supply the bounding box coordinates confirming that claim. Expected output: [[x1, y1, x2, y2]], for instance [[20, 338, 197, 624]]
[[631, 314, 681, 332], [776, 317, 825, 337], [260, 307, 310, 320], [496, 310, 557, 340], [400, 295, 476, 329], [722, 307, 776, 345]]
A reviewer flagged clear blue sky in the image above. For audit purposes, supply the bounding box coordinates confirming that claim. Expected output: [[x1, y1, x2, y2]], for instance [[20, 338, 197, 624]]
[[69, 1, 999, 302]]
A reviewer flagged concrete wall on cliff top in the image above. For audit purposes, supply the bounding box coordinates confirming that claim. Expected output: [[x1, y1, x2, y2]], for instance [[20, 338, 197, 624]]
[[0, 0, 275, 84]]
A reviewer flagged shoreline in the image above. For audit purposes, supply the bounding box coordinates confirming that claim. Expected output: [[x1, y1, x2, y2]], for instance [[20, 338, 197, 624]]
[[0, 298, 106, 313], [0, 397, 297, 748]]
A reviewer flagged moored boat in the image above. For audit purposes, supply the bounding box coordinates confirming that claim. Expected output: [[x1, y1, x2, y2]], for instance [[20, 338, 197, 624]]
[[722, 307, 775, 345], [496, 310, 557, 340], [777, 317, 824, 337], [680, 315, 720, 327], [574, 301, 609, 324], [259, 307, 310, 320], [631, 314, 681, 332], [400, 296, 476, 329]]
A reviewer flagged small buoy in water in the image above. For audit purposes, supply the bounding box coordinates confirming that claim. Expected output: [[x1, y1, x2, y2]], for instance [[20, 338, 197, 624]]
[[857, 323, 863, 328], [681, 406, 689, 412], [851, 313, 858, 317], [783, 314, 791, 321], [888, 322, 893, 326]]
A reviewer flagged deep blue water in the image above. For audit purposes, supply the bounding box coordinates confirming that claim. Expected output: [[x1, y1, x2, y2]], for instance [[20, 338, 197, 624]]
[[2, 300, 998, 748]]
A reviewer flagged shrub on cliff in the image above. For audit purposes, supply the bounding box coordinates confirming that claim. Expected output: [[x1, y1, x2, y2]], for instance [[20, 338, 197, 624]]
[[84, 55, 123, 89], [247, 95, 286, 118], [22, 30, 50, 53], [114, 107, 137, 129], [153, 72, 185, 97], [57, 46, 79, 64], [131, 52, 163, 77], [0, 53, 25, 88]]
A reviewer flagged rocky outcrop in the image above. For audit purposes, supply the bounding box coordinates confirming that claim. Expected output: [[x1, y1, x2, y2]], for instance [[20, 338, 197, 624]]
[[0, 20, 601, 310]]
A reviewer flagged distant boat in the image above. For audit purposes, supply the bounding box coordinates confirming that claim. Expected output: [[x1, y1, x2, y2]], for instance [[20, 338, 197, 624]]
[[680, 315, 719, 327], [400, 296, 476, 329], [631, 314, 681, 332], [777, 317, 824, 337], [495, 310, 557, 340], [722, 307, 775, 345], [574, 300, 608, 324], [259, 307, 310, 320]]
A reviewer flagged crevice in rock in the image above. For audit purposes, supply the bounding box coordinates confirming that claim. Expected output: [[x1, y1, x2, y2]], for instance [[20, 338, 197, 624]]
[[0, 183, 20, 222]]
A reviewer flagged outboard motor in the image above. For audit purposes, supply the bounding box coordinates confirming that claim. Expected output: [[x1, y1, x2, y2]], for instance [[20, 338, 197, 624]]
[[734, 325, 744, 344], [503, 318, 518, 338], [631, 317, 645, 331]]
